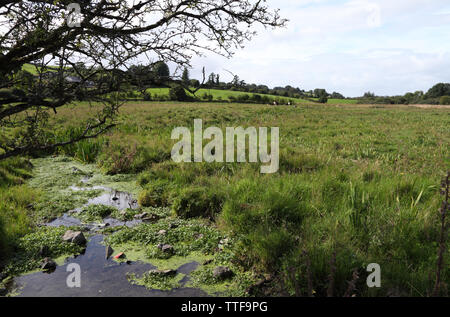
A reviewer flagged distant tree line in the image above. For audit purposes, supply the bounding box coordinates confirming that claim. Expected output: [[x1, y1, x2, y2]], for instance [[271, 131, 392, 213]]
[[120, 62, 351, 104], [17, 60, 450, 107], [358, 83, 450, 105]]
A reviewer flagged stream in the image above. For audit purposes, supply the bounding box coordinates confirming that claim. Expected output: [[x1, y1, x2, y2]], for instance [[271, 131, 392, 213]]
[[5, 177, 208, 297]]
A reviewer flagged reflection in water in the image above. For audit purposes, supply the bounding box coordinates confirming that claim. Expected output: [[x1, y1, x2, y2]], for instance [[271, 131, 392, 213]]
[[48, 184, 140, 228], [11, 178, 207, 297], [86, 189, 139, 211], [9, 236, 207, 297], [47, 214, 82, 227]]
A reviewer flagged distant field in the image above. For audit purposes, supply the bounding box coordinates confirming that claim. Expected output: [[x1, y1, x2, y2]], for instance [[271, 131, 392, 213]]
[[21, 63, 39, 74], [20, 64, 356, 105], [21, 63, 59, 74], [147, 87, 357, 105]]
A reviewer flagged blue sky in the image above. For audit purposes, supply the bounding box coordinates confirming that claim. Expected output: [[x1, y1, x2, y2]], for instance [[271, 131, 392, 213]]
[[189, 0, 450, 97]]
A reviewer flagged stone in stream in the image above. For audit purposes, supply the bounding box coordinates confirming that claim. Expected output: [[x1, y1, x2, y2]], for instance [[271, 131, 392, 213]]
[[213, 266, 233, 280], [195, 233, 204, 240], [38, 245, 50, 257], [71, 167, 84, 174], [246, 278, 270, 296], [114, 252, 125, 259], [105, 246, 114, 260], [149, 269, 177, 277], [62, 230, 87, 246], [134, 212, 149, 220], [202, 259, 213, 266], [158, 244, 174, 254], [41, 258, 56, 271]]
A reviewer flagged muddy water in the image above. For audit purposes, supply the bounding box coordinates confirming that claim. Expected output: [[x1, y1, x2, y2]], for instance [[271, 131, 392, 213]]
[[9, 177, 207, 297], [9, 236, 206, 297]]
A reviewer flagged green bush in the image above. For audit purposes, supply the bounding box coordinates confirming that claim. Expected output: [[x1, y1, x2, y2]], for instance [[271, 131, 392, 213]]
[[221, 178, 308, 233], [138, 179, 172, 207], [76, 204, 117, 222], [57, 127, 103, 163], [220, 177, 310, 270], [228, 95, 236, 103], [439, 95, 450, 105], [318, 95, 328, 103], [169, 86, 188, 101], [201, 92, 213, 101], [172, 186, 224, 219], [249, 228, 294, 269], [143, 92, 152, 101]]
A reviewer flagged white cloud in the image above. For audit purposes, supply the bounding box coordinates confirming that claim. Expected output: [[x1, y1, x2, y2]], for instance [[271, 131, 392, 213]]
[[190, 0, 450, 96]]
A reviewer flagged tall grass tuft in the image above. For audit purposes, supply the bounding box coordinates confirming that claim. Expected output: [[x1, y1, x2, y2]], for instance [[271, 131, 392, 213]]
[[56, 126, 103, 163], [432, 172, 449, 296]]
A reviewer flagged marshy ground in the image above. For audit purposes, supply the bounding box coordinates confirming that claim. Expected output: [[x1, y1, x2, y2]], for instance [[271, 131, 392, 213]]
[[1, 156, 251, 296], [0, 102, 449, 297]]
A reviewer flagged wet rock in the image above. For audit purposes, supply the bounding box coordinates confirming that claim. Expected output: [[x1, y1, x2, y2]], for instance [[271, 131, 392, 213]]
[[38, 245, 50, 257], [71, 167, 84, 174], [128, 200, 138, 208], [134, 212, 148, 220], [41, 258, 56, 271], [142, 214, 160, 222], [195, 233, 204, 240], [158, 229, 167, 236], [213, 266, 233, 280], [149, 269, 177, 277], [114, 252, 125, 259], [160, 244, 174, 254], [105, 246, 114, 260], [62, 230, 86, 246], [246, 279, 269, 296], [202, 259, 213, 266], [81, 226, 91, 232]]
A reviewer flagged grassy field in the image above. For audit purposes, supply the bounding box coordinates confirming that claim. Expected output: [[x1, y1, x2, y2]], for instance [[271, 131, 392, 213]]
[[19, 64, 357, 105], [21, 63, 60, 74], [146, 87, 357, 105], [1, 101, 449, 296]]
